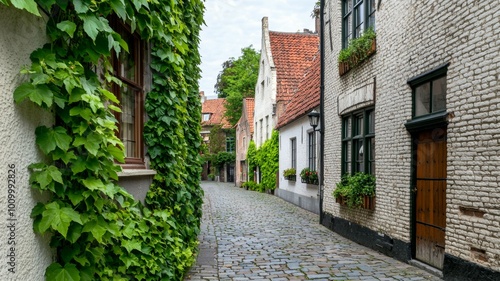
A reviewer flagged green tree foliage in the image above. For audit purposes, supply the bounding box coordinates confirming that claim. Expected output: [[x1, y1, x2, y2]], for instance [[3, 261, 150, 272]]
[[255, 131, 279, 191], [5, 0, 205, 279], [214, 46, 260, 125]]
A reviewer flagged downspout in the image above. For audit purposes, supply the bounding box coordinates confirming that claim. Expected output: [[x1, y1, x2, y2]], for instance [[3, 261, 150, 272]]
[[319, 0, 325, 225]]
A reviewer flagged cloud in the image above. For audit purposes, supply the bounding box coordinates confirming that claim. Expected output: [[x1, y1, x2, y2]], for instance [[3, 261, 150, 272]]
[[199, 0, 317, 97]]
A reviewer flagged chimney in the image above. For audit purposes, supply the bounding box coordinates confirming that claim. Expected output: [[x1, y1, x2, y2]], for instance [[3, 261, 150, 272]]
[[314, 7, 320, 35], [200, 91, 206, 103]]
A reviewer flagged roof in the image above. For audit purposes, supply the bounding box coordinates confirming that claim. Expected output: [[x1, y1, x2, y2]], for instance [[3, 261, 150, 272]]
[[269, 31, 319, 102], [245, 98, 255, 134], [201, 98, 231, 129], [276, 51, 320, 129]]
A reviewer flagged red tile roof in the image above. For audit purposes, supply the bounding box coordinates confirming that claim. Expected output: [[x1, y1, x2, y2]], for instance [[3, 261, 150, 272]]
[[201, 98, 231, 129], [276, 51, 320, 129], [269, 31, 319, 102], [245, 98, 255, 134]]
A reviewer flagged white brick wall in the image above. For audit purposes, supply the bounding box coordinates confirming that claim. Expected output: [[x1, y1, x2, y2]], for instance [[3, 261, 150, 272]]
[[323, 0, 500, 271]]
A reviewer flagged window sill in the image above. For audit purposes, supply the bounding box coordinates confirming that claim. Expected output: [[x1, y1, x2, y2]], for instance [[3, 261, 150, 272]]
[[118, 169, 157, 178]]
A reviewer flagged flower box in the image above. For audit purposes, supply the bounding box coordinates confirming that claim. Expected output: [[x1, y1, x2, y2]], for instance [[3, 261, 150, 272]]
[[285, 175, 296, 181], [362, 195, 375, 210]]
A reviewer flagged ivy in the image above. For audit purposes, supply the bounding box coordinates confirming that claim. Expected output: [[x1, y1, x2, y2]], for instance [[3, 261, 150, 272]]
[[5, 0, 205, 280], [254, 130, 279, 191]]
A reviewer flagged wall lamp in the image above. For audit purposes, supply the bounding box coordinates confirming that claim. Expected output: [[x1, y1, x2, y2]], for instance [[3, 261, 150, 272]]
[[308, 109, 320, 132]]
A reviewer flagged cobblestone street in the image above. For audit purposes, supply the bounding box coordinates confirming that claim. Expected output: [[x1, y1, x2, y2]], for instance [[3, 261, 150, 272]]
[[185, 181, 442, 281]]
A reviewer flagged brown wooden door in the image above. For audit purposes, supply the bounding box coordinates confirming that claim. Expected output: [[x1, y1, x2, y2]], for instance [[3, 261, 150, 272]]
[[414, 128, 447, 269]]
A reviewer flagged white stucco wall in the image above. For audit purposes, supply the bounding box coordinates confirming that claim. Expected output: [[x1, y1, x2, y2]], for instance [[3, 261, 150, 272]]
[[0, 6, 53, 280], [278, 115, 319, 198], [254, 17, 277, 148]]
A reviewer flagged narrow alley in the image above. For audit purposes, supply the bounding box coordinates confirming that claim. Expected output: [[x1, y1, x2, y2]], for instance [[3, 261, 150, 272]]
[[185, 181, 442, 281]]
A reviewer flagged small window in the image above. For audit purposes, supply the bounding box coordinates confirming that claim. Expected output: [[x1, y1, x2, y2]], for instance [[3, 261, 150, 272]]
[[308, 132, 317, 171], [291, 138, 297, 170], [111, 17, 145, 168], [410, 69, 447, 118], [342, 108, 375, 175], [342, 0, 376, 48], [202, 113, 211, 121], [226, 137, 235, 153]]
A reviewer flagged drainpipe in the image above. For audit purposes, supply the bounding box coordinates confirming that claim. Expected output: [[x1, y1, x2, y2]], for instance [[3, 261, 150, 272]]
[[319, 0, 325, 225]]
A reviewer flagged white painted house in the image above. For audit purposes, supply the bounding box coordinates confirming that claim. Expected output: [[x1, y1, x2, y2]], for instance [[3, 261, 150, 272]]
[[276, 56, 320, 213]]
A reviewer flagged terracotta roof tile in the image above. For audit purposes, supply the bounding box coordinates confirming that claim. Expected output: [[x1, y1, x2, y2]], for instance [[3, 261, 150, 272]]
[[245, 98, 255, 134], [269, 31, 319, 102], [201, 98, 231, 129], [277, 51, 320, 129]]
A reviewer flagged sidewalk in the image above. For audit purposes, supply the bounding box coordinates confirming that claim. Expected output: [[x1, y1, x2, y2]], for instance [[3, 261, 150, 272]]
[[185, 181, 442, 281]]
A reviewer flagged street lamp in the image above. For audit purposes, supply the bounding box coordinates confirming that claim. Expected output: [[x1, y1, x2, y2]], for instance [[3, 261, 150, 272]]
[[308, 109, 320, 131]]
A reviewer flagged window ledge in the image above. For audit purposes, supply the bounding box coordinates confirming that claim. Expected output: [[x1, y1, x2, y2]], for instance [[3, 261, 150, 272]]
[[118, 169, 157, 177]]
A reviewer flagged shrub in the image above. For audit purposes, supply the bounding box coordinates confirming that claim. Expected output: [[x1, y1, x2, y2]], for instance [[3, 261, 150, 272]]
[[333, 173, 376, 208]]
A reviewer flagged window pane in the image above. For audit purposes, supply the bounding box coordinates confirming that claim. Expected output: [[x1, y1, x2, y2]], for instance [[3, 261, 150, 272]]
[[354, 114, 363, 136], [343, 117, 352, 139], [368, 0, 376, 29], [120, 85, 136, 158], [354, 0, 364, 38], [432, 76, 447, 112], [415, 82, 430, 116], [368, 137, 375, 174], [369, 110, 375, 134], [343, 141, 351, 174], [119, 32, 137, 82], [354, 139, 363, 172]]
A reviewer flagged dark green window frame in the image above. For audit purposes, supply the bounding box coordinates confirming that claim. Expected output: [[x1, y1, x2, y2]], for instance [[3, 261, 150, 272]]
[[308, 132, 317, 171], [342, 0, 376, 49], [408, 63, 449, 119], [291, 138, 297, 170], [341, 108, 375, 175]]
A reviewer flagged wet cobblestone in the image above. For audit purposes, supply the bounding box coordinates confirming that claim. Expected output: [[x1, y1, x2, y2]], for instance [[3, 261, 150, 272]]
[[185, 182, 442, 281]]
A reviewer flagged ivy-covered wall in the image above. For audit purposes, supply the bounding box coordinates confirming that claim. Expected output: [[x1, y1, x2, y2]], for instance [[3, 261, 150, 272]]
[[1, 0, 205, 280]]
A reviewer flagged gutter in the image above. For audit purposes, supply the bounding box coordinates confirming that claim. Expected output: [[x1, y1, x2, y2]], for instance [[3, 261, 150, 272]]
[[319, 0, 325, 225]]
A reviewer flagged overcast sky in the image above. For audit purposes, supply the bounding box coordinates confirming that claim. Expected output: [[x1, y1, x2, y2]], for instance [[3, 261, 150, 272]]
[[199, 0, 318, 98]]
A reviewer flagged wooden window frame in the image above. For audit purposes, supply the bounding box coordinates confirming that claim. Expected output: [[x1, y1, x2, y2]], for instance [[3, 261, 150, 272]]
[[111, 17, 145, 169]]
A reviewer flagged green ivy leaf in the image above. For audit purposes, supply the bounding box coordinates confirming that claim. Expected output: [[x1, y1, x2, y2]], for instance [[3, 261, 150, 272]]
[[10, 0, 41, 16], [81, 15, 100, 41], [45, 263, 80, 281], [107, 144, 125, 163], [36, 126, 72, 154], [110, 0, 127, 20], [73, 0, 90, 14], [82, 217, 108, 243], [57, 21, 77, 38], [82, 178, 104, 191], [39, 202, 82, 238], [122, 239, 142, 253], [13, 83, 53, 107]]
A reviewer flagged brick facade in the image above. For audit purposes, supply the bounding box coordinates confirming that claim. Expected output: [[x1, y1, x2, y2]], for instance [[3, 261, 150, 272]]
[[322, 0, 500, 277]]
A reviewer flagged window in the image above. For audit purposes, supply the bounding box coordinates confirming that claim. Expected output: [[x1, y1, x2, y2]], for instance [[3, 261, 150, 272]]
[[308, 132, 317, 171], [112, 18, 145, 168], [342, 0, 376, 48], [226, 137, 235, 153], [202, 113, 211, 121], [342, 109, 375, 175], [413, 76, 446, 117], [259, 119, 263, 145], [291, 138, 297, 170], [265, 116, 269, 139]]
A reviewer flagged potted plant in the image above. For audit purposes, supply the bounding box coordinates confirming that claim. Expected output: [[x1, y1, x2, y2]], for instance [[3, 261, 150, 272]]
[[338, 27, 376, 76], [283, 168, 296, 181], [300, 167, 319, 185], [333, 172, 376, 209]]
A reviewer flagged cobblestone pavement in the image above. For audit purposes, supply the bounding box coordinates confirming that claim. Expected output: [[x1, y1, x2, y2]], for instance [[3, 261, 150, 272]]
[[185, 181, 442, 281]]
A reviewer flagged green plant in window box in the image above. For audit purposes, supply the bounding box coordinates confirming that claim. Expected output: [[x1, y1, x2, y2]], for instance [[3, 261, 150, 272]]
[[300, 167, 319, 184], [338, 27, 376, 73], [283, 168, 296, 181], [333, 172, 376, 208]]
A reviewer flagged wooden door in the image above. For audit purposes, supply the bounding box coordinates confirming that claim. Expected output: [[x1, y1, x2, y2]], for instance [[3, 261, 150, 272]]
[[414, 128, 447, 269]]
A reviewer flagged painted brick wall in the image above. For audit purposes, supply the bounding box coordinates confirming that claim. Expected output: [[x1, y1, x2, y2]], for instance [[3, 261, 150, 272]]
[[323, 0, 500, 271]]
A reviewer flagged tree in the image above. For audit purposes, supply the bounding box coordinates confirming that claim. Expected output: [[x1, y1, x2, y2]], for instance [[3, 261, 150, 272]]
[[214, 46, 260, 125]]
